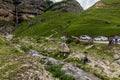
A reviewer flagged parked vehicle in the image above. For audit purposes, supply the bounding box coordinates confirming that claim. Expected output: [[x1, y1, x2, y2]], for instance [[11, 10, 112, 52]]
[[80, 35, 91, 40], [94, 36, 108, 41]]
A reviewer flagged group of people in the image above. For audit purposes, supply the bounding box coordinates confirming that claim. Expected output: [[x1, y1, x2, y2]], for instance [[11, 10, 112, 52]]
[[108, 36, 119, 45]]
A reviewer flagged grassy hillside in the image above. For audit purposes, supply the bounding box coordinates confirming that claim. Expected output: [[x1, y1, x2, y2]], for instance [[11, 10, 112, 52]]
[[14, 0, 120, 37], [0, 36, 57, 79]]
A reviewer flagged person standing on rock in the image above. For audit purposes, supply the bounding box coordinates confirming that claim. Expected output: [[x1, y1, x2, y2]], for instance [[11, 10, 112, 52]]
[[63, 52, 66, 59], [59, 42, 70, 59]]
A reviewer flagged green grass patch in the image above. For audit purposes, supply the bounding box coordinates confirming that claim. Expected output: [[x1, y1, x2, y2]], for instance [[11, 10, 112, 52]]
[[14, 6, 120, 37], [45, 64, 74, 80]]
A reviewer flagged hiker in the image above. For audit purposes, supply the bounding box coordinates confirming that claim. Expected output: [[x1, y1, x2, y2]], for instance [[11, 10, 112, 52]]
[[109, 39, 112, 46], [84, 55, 88, 64], [115, 35, 119, 44], [88, 38, 94, 44], [115, 38, 118, 44], [59, 42, 70, 59], [63, 52, 67, 59], [83, 51, 89, 64], [108, 36, 114, 46]]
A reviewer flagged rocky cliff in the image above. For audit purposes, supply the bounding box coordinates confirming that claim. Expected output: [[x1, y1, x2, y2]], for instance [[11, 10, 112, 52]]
[[0, 0, 83, 34], [0, 0, 83, 21], [47, 0, 83, 13], [0, 0, 47, 21]]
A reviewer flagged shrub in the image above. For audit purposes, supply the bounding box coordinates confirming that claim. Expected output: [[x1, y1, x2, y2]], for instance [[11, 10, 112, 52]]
[[45, 64, 74, 80], [45, 51, 70, 60], [66, 38, 73, 44], [21, 45, 30, 52]]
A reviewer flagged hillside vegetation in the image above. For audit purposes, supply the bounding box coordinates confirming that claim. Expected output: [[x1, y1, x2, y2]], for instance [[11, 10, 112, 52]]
[[14, 0, 120, 37]]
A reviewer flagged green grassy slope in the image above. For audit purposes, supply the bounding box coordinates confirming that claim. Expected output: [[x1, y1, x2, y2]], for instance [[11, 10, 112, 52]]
[[0, 36, 53, 79], [14, 0, 120, 37]]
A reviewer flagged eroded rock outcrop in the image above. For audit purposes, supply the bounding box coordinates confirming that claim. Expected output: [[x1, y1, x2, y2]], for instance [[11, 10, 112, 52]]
[[47, 0, 83, 13], [0, 0, 47, 21]]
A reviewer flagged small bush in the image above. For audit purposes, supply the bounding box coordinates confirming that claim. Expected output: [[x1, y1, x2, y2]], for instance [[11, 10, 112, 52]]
[[66, 38, 73, 44], [45, 51, 70, 60], [21, 45, 30, 52], [45, 64, 74, 80]]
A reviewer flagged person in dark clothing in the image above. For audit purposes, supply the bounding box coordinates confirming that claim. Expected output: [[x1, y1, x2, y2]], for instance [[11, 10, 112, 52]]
[[108, 36, 114, 46], [84, 55, 88, 64], [115, 38, 118, 44], [109, 39, 112, 46]]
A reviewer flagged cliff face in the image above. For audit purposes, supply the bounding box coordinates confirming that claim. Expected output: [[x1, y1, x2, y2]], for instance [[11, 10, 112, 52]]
[[0, 0, 83, 21], [0, 0, 83, 34], [17, 0, 47, 20], [0, 0, 47, 34], [47, 0, 83, 13], [0, 0, 14, 21], [0, 0, 47, 21], [94, 0, 106, 8]]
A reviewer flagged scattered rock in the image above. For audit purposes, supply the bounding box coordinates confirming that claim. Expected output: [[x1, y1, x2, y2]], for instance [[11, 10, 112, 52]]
[[38, 18, 45, 23], [113, 54, 120, 60], [116, 60, 120, 65], [61, 63, 100, 80], [29, 49, 45, 59], [61, 36, 67, 40], [45, 57, 60, 65], [28, 22, 36, 27], [28, 49, 101, 80], [45, 37, 54, 41], [5, 34, 13, 40], [47, 47, 57, 53]]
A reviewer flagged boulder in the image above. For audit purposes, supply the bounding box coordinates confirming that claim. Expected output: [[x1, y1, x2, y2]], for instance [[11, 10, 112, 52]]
[[59, 43, 70, 53]]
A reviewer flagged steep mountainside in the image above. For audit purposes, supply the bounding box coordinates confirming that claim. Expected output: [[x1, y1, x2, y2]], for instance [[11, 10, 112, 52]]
[[14, 0, 120, 37], [46, 0, 83, 13], [0, 0, 83, 35], [0, 0, 48, 34], [1, 0, 120, 80]]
